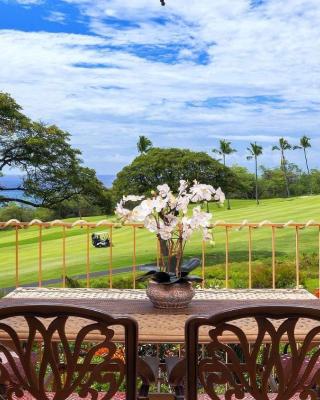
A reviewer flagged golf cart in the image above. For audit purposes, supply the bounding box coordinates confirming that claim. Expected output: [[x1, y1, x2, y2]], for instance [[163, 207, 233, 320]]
[[91, 232, 111, 248]]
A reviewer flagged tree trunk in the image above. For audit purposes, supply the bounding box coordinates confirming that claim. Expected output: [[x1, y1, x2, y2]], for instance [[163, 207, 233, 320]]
[[223, 155, 231, 210], [281, 150, 290, 197], [304, 148, 312, 195], [304, 148, 310, 174]]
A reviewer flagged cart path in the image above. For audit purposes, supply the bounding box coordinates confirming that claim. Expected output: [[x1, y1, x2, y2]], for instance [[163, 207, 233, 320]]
[[1, 264, 152, 295]]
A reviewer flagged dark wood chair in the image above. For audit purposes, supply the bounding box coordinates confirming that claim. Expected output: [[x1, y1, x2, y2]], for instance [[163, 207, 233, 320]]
[[0, 303, 138, 400], [138, 356, 160, 399], [165, 356, 185, 399], [185, 305, 320, 400]]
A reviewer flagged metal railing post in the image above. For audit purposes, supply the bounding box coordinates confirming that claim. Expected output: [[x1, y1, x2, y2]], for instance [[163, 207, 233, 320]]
[[38, 225, 42, 287], [133, 226, 136, 289], [62, 226, 66, 288], [225, 226, 229, 289], [295, 226, 300, 289], [15, 226, 19, 288], [248, 226, 252, 289], [271, 226, 276, 289], [86, 226, 90, 288], [109, 226, 113, 288], [202, 240, 206, 289]]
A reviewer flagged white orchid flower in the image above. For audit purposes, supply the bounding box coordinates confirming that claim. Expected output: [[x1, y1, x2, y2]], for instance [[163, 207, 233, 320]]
[[189, 183, 215, 202], [176, 195, 190, 214], [115, 200, 131, 220], [202, 228, 213, 241], [214, 187, 225, 203], [182, 225, 193, 240], [178, 180, 188, 194], [122, 195, 145, 202], [153, 195, 168, 212], [115, 181, 221, 245], [140, 199, 155, 214], [165, 213, 179, 227], [189, 206, 212, 229], [144, 215, 158, 233], [130, 206, 149, 222], [131, 199, 154, 221], [168, 193, 177, 208], [157, 183, 171, 198], [158, 224, 173, 240]]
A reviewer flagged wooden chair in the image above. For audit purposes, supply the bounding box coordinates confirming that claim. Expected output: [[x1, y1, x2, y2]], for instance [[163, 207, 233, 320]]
[[0, 303, 138, 400], [185, 305, 320, 399]]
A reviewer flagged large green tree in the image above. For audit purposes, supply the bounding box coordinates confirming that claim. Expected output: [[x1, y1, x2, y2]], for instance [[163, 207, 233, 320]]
[[294, 135, 312, 194], [229, 165, 255, 199], [259, 164, 304, 198], [0, 92, 105, 209], [272, 138, 292, 197], [212, 139, 237, 167], [212, 139, 237, 209], [246, 142, 263, 205], [112, 147, 238, 201]]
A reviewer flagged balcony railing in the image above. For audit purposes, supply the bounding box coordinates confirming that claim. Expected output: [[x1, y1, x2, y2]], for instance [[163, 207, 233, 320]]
[[1, 219, 320, 291]]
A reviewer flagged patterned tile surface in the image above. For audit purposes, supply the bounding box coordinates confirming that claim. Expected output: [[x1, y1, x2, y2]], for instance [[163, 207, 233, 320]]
[[6, 287, 315, 300]]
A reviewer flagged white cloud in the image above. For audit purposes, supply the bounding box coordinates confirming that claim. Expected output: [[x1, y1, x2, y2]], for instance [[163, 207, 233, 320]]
[[208, 134, 298, 144], [0, 0, 320, 174], [2, 0, 43, 4], [44, 11, 67, 24]]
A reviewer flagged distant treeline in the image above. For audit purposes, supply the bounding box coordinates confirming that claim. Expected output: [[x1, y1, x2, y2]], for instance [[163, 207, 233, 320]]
[[0, 91, 317, 221], [1, 147, 319, 222], [229, 164, 319, 199]]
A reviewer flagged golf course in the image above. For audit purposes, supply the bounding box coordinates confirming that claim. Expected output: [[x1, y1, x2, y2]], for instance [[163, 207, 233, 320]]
[[1, 195, 320, 292]]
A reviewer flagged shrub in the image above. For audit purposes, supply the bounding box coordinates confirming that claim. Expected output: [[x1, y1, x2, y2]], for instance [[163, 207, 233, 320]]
[[0, 203, 55, 222], [275, 263, 296, 288], [252, 264, 272, 288], [91, 277, 146, 289], [65, 276, 82, 288]]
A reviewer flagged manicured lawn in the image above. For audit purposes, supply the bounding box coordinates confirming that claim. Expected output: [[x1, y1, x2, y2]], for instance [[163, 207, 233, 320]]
[[0, 195, 319, 289]]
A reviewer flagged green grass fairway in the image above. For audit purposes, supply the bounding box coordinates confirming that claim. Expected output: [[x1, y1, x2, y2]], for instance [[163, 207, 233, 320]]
[[0, 195, 319, 289]]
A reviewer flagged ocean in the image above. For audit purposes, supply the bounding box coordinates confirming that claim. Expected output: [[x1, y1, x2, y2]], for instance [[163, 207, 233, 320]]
[[0, 174, 115, 201]]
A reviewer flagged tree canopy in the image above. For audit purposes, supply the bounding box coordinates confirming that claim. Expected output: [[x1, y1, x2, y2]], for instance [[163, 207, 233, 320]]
[[112, 147, 239, 200], [0, 92, 107, 209]]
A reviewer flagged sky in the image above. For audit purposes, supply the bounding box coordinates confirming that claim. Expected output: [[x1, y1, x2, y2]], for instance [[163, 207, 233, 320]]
[[0, 0, 319, 175]]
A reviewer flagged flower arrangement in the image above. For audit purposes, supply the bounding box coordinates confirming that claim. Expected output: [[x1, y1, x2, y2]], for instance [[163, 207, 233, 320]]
[[115, 180, 225, 285]]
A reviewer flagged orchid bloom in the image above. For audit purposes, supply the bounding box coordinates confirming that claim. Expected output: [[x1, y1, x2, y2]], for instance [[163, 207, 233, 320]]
[[122, 195, 145, 202], [115, 180, 224, 242]]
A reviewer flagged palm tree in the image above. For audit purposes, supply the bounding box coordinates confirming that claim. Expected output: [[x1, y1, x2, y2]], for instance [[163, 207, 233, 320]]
[[247, 142, 263, 205], [294, 136, 312, 194], [212, 139, 237, 209], [137, 135, 152, 154], [272, 138, 292, 197]]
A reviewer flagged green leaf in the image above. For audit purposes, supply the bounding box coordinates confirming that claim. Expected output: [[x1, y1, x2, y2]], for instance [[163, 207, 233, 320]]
[[181, 258, 200, 273]]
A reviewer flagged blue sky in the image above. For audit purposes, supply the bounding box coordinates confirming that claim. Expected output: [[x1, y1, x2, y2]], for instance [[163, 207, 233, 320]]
[[0, 0, 320, 174]]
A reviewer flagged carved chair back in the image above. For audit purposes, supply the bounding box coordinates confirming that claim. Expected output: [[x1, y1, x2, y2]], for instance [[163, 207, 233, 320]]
[[0, 304, 138, 400], [185, 305, 320, 400]]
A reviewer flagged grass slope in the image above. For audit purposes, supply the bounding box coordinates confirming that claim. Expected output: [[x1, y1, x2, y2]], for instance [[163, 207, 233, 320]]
[[0, 196, 319, 289]]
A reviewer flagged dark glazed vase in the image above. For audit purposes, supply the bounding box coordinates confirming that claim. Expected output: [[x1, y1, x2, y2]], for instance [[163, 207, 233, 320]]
[[146, 280, 195, 309]]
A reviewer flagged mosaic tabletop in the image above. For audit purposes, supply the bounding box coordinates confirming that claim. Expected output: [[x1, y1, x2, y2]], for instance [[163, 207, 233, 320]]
[[0, 287, 318, 343]]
